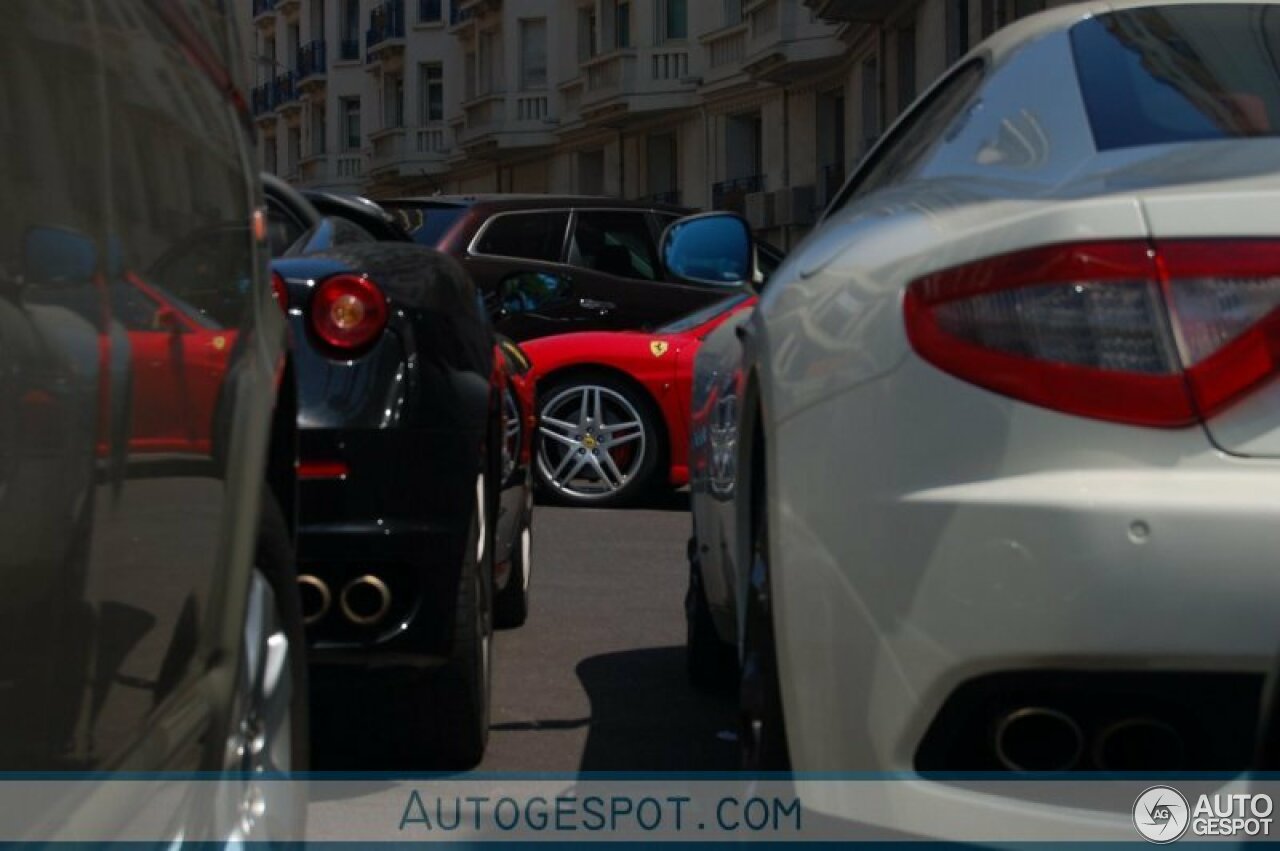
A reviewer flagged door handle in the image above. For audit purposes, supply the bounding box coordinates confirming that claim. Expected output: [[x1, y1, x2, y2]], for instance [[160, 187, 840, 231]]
[[579, 298, 615, 313]]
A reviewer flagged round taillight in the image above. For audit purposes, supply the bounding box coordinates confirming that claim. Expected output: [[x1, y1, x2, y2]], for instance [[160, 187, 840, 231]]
[[271, 271, 289, 312], [309, 274, 388, 353]]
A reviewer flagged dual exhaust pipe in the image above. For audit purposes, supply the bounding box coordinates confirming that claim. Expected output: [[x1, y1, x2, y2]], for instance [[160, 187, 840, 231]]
[[297, 574, 391, 627], [994, 707, 1185, 772]]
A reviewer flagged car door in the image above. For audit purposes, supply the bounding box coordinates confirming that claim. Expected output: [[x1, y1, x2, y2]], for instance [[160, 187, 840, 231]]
[[459, 209, 586, 340], [566, 209, 738, 330]]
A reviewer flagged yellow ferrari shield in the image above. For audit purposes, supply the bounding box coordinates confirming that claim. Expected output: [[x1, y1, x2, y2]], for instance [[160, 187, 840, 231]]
[[650, 340, 669, 358]]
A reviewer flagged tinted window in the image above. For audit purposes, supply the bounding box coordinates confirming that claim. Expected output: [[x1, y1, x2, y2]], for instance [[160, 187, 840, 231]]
[[569, 210, 660, 281], [474, 211, 569, 262], [266, 198, 306, 256], [832, 60, 985, 210], [1072, 7, 1280, 151], [385, 201, 468, 247]]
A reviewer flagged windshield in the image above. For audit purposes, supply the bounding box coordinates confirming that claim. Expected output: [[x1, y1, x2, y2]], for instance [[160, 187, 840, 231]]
[[1073, 6, 1280, 151], [383, 201, 468, 247], [656, 293, 753, 335]]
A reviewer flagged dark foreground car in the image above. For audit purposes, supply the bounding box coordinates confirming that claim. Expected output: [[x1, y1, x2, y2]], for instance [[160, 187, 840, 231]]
[[381, 196, 750, 341], [0, 0, 305, 840], [265, 184, 532, 767]]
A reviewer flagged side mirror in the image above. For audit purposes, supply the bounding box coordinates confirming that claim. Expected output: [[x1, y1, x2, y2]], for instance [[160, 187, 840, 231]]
[[660, 213, 754, 288], [24, 226, 98, 284], [498, 272, 573, 317]]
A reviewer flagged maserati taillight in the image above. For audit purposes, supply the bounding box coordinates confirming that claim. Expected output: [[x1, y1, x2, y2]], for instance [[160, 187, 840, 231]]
[[904, 240, 1280, 428], [309, 274, 388, 353]]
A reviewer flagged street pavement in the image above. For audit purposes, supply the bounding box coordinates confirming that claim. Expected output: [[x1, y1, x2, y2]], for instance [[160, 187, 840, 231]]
[[311, 495, 738, 773]]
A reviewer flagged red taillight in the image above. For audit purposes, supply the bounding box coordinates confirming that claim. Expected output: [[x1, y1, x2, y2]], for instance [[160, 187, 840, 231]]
[[309, 274, 388, 353], [298, 460, 350, 480], [271, 271, 289, 312], [904, 239, 1280, 428]]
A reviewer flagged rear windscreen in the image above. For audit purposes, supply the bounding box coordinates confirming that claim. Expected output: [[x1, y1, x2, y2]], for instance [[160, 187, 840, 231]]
[[383, 202, 467, 247], [1072, 6, 1280, 151]]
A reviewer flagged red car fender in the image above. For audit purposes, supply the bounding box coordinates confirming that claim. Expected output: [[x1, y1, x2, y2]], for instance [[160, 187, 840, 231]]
[[521, 299, 756, 488]]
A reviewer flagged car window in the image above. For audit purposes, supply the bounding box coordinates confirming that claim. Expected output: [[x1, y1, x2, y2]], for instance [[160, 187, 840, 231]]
[[266, 198, 307, 257], [383, 201, 469, 247], [831, 60, 986, 212], [473, 211, 570, 262], [568, 210, 660, 281], [1072, 6, 1280, 151], [109, 280, 163, 331]]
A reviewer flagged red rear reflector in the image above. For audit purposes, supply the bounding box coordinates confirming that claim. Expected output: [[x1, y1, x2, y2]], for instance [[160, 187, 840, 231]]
[[905, 239, 1280, 428], [309, 274, 388, 353], [299, 460, 350, 480]]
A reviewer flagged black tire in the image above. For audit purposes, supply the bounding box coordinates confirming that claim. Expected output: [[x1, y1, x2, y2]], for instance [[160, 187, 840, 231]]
[[739, 466, 790, 771], [494, 500, 531, 630], [254, 491, 311, 774], [686, 537, 737, 691], [535, 373, 663, 508], [415, 479, 493, 769]]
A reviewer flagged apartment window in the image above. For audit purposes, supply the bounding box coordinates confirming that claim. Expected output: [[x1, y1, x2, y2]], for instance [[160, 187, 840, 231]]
[[816, 89, 845, 198], [860, 56, 881, 153], [287, 21, 300, 64], [383, 72, 404, 128], [287, 127, 301, 174], [521, 19, 548, 90], [464, 51, 477, 100], [614, 0, 631, 49], [474, 211, 570, 262], [578, 149, 605, 195], [340, 0, 360, 59], [569, 211, 660, 281], [896, 23, 917, 113], [725, 112, 762, 181], [264, 136, 278, 173], [341, 96, 361, 150], [310, 102, 326, 155], [646, 133, 677, 199], [478, 30, 502, 95], [419, 63, 444, 122], [418, 0, 443, 23], [980, 0, 1003, 35], [659, 0, 687, 41], [309, 0, 324, 40], [578, 8, 598, 62], [724, 0, 744, 26], [946, 0, 970, 64]]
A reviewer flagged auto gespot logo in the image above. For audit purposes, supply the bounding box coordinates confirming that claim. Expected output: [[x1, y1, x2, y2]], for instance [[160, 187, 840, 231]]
[[1134, 786, 1274, 842]]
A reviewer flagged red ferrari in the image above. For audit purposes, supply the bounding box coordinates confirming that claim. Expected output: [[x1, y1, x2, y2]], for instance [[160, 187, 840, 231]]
[[521, 293, 757, 508]]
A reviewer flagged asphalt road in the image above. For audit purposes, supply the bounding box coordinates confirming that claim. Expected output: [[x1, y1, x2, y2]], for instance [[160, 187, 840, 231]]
[[311, 496, 738, 773], [480, 498, 737, 772]]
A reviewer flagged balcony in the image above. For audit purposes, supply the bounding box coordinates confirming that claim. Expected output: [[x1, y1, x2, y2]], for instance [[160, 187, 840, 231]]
[[457, 92, 556, 156], [712, 174, 764, 214], [277, 0, 301, 15], [577, 48, 696, 127], [368, 124, 451, 179], [701, 23, 748, 86], [742, 0, 845, 82], [296, 40, 327, 90], [365, 0, 406, 65], [252, 0, 277, 26], [251, 83, 274, 119], [336, 154, 365, 181], [803, 0, 898, 22], [273, 72, 300, 115]]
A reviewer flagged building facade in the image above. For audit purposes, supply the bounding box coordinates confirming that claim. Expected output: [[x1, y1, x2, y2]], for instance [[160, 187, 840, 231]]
[[243, 0, 1074, 247]]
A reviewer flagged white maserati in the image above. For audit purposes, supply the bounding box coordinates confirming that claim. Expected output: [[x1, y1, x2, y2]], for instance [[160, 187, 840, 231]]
[[668, 0, 1280, 838]]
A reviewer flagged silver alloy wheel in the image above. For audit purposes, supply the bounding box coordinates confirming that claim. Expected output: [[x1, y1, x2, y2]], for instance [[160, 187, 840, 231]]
[[537, 383, 647, 500], [222, 568, 297, 842]]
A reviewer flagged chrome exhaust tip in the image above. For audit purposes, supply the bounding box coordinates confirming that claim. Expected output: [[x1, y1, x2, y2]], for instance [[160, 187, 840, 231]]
[[297, 575, 331, 626], [339, 574, 392, 627], [1094, 718, 1185, 771], [994, 707, 1084, 772]]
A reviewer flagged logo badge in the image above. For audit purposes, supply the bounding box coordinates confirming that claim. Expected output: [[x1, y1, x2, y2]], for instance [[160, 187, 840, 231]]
[[1134, 786, 1190, 844], [212, 335, 227, 351], [650, 340, 669, 358]]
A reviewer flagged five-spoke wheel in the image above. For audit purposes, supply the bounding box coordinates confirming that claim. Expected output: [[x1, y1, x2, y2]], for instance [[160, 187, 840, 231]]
[[536, 375, 660, 507]]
